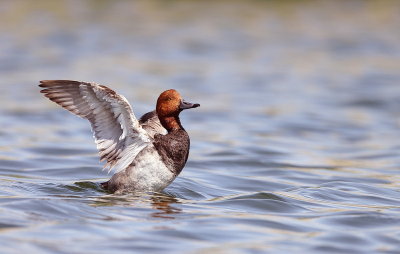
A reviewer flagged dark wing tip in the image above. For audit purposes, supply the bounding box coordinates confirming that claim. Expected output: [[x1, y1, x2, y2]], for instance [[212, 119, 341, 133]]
[[39, 80, 50, 88], [39, 80, 82, 88], [39, 80, 59, 88]]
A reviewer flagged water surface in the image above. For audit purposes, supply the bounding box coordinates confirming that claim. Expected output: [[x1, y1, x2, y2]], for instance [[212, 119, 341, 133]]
[[0, 1, 400, 253]]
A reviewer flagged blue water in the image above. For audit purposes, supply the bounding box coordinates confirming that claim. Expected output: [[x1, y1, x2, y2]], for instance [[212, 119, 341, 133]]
[[0, 1, 400, 253]]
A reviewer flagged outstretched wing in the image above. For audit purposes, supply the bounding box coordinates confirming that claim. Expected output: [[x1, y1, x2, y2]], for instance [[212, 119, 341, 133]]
[[39, 80, 151, 173]]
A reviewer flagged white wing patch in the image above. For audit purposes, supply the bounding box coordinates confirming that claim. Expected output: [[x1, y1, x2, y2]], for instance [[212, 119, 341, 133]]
[[39, 80, 151, 173]]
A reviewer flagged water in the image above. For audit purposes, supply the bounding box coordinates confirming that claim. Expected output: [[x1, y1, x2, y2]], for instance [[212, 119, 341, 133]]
[[1, 0, 400, 253]]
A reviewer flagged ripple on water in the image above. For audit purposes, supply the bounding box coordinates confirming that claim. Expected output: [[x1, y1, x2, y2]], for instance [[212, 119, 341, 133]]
[[315, 232, 372, 248], [1, 0, 400, 253], [24, 146, 96, 156], [0, 160, 35, 170], [208, 174, 293, 192], [25, 166, 105, 180], [321, 211, 400, 229], [224, 217, 314, 233], [296, 181, 400, 207], [205, 192, 309, 214]]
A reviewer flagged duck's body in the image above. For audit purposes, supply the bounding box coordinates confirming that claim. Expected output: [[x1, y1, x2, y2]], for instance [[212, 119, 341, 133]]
[[39, 80, 199, 194], [104, 129, 189, 193]]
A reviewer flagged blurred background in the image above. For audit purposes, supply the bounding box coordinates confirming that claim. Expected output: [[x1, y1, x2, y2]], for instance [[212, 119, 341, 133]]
[[0, 1, 400, 253]]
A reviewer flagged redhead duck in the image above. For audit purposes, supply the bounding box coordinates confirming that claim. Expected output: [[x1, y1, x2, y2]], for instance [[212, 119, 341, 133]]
[[39, 80, 199, 193]]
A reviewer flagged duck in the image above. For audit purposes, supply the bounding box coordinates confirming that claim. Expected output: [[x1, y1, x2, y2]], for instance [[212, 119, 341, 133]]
[[39, 80, 200, 193]]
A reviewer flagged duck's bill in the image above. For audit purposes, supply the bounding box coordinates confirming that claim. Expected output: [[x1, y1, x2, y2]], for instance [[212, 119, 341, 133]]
[[180, 100, 200, 110]]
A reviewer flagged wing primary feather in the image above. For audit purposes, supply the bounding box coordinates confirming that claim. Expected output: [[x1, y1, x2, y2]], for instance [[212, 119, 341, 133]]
[[39, 80, 151, 173]]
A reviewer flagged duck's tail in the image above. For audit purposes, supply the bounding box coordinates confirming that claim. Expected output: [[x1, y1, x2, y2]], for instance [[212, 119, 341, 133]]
[[100, 181, 109, 190]]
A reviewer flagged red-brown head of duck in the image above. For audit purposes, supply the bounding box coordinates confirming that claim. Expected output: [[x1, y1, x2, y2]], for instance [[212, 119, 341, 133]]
[[156, 89, 200, 131]]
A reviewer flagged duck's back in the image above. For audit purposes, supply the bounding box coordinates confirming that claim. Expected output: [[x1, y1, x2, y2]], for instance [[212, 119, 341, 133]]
[[139, 111, 167, 138]]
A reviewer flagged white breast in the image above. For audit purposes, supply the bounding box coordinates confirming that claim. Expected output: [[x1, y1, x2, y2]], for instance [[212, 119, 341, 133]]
[[109, 145, 176, 193]]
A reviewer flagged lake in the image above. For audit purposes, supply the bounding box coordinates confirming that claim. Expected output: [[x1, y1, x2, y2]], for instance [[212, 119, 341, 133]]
[[0, 0, 400, 253]]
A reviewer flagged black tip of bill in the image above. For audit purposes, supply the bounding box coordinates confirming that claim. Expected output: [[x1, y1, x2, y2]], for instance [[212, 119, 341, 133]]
[[180, 100, 200, 110]]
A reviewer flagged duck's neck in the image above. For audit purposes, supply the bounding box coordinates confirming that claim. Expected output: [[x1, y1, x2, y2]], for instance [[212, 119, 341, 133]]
[[160, 115, 184, 132]]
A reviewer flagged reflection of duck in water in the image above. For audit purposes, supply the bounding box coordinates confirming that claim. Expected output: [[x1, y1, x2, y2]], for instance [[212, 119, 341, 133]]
[[40, 80, 199, 194], [87, 190, 181, 220], [150, 194, 182, 219]]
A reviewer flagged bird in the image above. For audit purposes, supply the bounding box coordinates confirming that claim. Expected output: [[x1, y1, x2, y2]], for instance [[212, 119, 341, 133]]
[[39, 80, 200, 193]]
